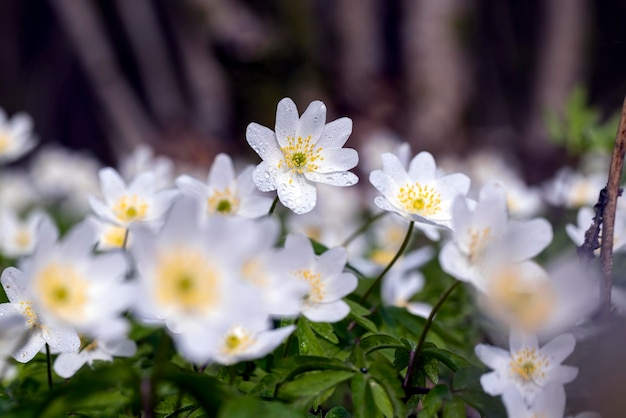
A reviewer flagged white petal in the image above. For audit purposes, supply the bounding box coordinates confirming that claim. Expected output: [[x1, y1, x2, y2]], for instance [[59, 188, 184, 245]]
[[323, 272, 358, 300], [89, 196, 116, 224], [235, 325, 295, 363], [317, 118, 352, 149], [43, 325, 80, 353], [479, 372, 505, 396], [238, 195, 274, 218], [304, 171, 358, 187], [275, 98, 299, 147], [208, 154, 236, 190], [381, 153, 410, 184], [54, 352, 86, 378], [530, 383, 566, 417], [317, 247, 348, 276], [407, 302, 432, 318], [246, 123, 282, 161], [541, 333, 576, 364], [12, 331, 46, 363], [99, 168, 127, 202], [316, 148, 358, 173], [129, 171, 156, 194], [408, 152, 437, 182], [551, 365, 578, 384], [276, 173, 317, 214], [1, 268, 26, 302], [59, 221, 97, 260], [303, 299, 350, 322], [296, 101, 326, 143], [509, 329, 539, 353], [438, 242, 480, 287], [474, 344, 510, 370], [9, 113, 33, 137], [502, 219, 553, 262], [252, 161, 278, 192], [176, 175, 208, 200], [369, 170, 398, 198]]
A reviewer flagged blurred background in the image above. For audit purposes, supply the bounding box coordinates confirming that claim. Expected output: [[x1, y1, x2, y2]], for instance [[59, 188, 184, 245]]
[[1, 0, 626, 183]]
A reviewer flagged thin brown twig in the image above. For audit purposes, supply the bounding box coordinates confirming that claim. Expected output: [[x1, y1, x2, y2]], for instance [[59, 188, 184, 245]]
[[598, 94, 626, 318]]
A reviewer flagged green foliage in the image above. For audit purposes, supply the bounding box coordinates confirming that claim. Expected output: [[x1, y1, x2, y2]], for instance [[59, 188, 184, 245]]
[[545, 85, 620, 154]]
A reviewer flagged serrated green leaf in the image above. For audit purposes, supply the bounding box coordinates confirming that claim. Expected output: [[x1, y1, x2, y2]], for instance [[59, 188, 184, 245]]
[[310, 321, 339, 344], [369, 380, 393, 418], [420, 347, 470, 373], [443, 398, 466, 418], [392, 348, 410, 371], [360, 335, 406, 354], [278, 370, 355, 402], [297, 317, 325, 356], [326, 406, 352, 418], [218, 397, 301, 418]]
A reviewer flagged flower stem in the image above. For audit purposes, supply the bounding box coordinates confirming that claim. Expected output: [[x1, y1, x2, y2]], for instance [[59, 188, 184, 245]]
[[45, 343, 53, 390], [268, 196, 280, 215], [341, 212, 387, 247], [403, 280, 461, 389], [359, 221, 414, 304], [122, 228, 130, 249]]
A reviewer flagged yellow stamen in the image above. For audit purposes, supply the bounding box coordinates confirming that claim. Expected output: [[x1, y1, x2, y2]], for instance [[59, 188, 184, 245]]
[[207, 188, 240, 215], [295, 269, 325, 304], [34, 263, 89, 323], [397, 183, 442, 216], [509, 347, 548, 383], [102, 225, 128, 248], [278, 136, 324, 175], [112, 194, 149, 223], [155, 247, 220, 314], [221, 326, 254, 355]]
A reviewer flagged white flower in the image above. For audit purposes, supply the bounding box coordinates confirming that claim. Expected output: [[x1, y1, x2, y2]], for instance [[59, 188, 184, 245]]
[[0, 109, 37, 163], [0, 218, 133, 363], [381, 247, 433, 318], [0, 169, 39, 211], [120, 144, 174, 191], [31, 146, 101, 214], [0, 208, 45, 258], [277, 234, 358, 322], [89, 167, 178, 227], [566, 206, 626, 253], [439, 183, 552, 292], [369, 151, 470, 229], [176, 153, 273, 218], [475, 330, 578, 405], [128, 197, 268, 363], [501, 382, 566, 418], [544, 168, 605, 209], [246, 97, 359, 214], [53, 337, 137, 378]]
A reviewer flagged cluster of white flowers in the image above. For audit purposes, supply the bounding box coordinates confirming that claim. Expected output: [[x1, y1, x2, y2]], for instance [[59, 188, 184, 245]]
[[0, 100, 612, 416]]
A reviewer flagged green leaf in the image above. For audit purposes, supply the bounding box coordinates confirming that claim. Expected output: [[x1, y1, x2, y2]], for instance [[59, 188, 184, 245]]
[[297, 317, 325, 356], [350, 373, 377, 418], [278, 370, 355, 404], [218, 397, 301, 418], [310, 321, 339, 344], [424, 358, 439, 385], [345, 299, 378, 333], [359, 335, 407, 354], [325, 406, 352, 418], [418, 385, 449, 418], [454, 390, 506, 418], [420, 346, 470, 373], [368, 358, 405, 418], [443, 397, 466, 418], [452, 365, 484, 391], [369, 380, 393, 418]]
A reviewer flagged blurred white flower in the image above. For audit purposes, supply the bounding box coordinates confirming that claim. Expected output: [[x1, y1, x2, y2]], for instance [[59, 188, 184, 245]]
[[381, 247, 433, 318], [89, 167, 178, 228], [0, 169, 39, 211], [53, 337, 137, 378], [246, 97, 359, 214], [475, 330, 578, 405], [87, 216, 131, 251], [128, 197, 269, 364], [0, 109, 37, 163], [30, 146, 101, 214], [369, 152, 470, 229], [566, 206, 626, 254], [176, 153, 273, 219], [544, 168, 606, 209], [439, 183, 552, 292], [120, 144, 174, 191], [277, 234, 358, 322], [0, 208, 45, 258]]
